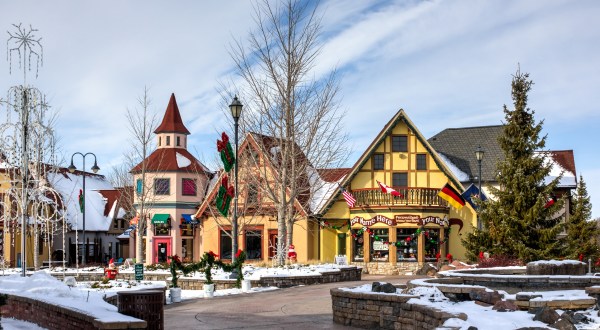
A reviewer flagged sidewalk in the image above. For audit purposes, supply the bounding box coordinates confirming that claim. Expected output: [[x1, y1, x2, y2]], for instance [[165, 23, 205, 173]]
[[164, 274, 424, 329]]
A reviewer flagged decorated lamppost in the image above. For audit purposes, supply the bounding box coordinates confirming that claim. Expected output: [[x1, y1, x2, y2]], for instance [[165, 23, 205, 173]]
[[475, 146, 484, 229], [229, 96, 243, 257], [68, 152, 100, 266]]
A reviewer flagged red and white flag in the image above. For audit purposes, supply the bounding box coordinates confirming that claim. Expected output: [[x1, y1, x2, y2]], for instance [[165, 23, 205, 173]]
[[377, 180, 403, 197], [544, 195, 557, 209]]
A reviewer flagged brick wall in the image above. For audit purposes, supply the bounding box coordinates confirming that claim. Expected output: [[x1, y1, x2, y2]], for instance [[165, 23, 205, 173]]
[[331, 288, 467, 329], [0, 294, 146, 330]]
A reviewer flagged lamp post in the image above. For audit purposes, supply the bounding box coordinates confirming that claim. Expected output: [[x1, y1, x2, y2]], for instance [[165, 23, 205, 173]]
[[475, 146, 484, 230], [229, 96, 243, 258], [68, 152, 100, 266]]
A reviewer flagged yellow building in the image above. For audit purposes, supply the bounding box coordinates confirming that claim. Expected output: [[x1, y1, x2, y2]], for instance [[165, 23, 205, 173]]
[[318, 109, 477, 275]]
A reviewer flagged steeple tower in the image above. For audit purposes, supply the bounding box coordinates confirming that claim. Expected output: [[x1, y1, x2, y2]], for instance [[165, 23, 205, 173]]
[[155, 93, 190, 149]]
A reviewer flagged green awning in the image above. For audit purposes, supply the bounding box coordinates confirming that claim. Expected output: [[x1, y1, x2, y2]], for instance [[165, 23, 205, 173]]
[[151, 214, 170, 224]]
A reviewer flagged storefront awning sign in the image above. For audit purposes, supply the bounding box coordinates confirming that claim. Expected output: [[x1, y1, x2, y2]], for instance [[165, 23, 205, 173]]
[[351, 215, 395, 226], [151, 214, 170, 224], [181, 214, 200, 225]]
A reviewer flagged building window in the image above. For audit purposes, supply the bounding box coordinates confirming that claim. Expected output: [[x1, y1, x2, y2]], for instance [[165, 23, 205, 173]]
[[393, 172, 408, 187], [154, 220, 171, 236], [154, 178, 170, 195], [246, 183, 258, 207], [245, 229, 262, 260], [424, 229, 440, 261], [136, 179, 142, 195], [166, 136, 171, 146], [370, 229, 389, 262], [392, 135, 408, 152], [396, 228, 418, 261], [220, 229, 232, 259], [373, 154, 384, 170], [352, 229, 364, 261], [416, 154, 427, 170], [182, 178, 197, 196], [158, 137, 161, 146], [182, 238, 194, 263], [176, 136, 181, 146]]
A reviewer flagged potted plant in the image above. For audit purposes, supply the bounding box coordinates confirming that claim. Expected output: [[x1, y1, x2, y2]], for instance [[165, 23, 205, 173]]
[[168, 255, 183, 303], [202, 251, 218, 298]]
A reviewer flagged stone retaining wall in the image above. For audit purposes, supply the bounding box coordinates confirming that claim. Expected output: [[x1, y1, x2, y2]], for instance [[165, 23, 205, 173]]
[[331, 288, 467, 329], [0, 294, 146, 330], [352, 262, 420, 275]]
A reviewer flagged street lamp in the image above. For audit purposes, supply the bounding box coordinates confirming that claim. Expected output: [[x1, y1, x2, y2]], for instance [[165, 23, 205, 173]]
[[475, 146, 484, 230], [68, 152, 100, 266], [229, 96, 242, 258]]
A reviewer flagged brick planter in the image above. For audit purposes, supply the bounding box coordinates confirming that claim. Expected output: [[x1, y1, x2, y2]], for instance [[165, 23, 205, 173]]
[[331, 288, 467, 329]]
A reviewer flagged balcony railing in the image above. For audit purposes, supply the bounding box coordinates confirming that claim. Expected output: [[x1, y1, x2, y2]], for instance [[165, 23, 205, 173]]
[[351, 187, 448, 208]]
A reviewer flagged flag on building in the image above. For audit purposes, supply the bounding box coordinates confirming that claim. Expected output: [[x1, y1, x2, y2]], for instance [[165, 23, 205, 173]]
[[377, 180, 403, 197], [461, 183, 487, 210], [438, 183, 466, 210], [544, 195, 557, 208], [338, 184, 357, 208]]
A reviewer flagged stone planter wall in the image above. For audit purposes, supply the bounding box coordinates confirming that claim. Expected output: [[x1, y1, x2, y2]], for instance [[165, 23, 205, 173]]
[[0, 294, 146, 330], [259, 267, 362, 288], [331, 288, 467, 329], [352, 262, 420, 275]]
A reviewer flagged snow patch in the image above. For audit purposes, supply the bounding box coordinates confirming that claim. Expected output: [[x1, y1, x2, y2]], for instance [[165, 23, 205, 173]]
[[176, 152, 192, 168], [437, 153, 469, 181]]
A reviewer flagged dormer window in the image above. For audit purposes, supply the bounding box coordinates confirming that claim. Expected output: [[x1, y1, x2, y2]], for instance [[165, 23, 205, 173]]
[[166, 136, 171, 146], [158, 137, 161, 146], [176, 136, 181, 146]]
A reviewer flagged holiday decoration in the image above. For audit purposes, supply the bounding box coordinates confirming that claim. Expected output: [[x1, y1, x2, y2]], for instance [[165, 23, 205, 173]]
[[215, 176, 235, 217], [446, 253, 453, 263], [78, 189, 84, 213], [217, 132, 235, 172], [288, 244, 297, 262], [377, 180, 403, 197]]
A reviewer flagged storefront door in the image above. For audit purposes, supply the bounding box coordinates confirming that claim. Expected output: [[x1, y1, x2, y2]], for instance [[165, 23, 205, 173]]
[[153, 238, 171, 263]]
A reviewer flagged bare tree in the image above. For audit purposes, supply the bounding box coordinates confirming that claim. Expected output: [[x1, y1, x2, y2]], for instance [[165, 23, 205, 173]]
[[227, 0, 348, 264]]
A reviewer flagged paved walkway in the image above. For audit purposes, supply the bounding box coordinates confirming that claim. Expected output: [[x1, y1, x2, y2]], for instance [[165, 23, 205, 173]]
[[164, 274, 424, 329]]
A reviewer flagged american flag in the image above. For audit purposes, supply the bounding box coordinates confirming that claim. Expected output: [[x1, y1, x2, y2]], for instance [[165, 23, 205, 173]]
[[339, 184, 357, 208]]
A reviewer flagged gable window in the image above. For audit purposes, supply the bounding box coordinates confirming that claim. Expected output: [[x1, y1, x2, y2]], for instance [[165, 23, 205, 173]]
[[393, 172, 408, 187], [182, 178, 197, 196], [154, 178, 170, 195], [176, 136, 181, 146], [136, 179, 142, 195], [416, 154, 427, 170], [166, 136, 171, 146], [246, 183, 259, 207], [392, 135, 408, 152], [373, 154, 384, 170]]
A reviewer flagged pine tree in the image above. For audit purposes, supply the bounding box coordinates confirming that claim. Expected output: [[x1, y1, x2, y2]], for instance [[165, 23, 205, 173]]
[[463, 69, 564, 262], [565, 176, 599, 261]]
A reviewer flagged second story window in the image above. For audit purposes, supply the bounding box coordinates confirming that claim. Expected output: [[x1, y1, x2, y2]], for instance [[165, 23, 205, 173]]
[[392, 135, 408, 152], [373, 154, 384, 170], [176, 136, 181, 146], [154, 178, 170, 195], [246, 183, 259, 207], [416, 154, 427, 170], [182, 178, 197, 196], [393, 172, 408, 187], [136, 179, 142, 195]]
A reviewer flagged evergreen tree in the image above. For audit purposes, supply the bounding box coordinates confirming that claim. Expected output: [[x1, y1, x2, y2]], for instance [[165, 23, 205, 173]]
[[565, 176, 599, 261], [463, 69, 564, 262]]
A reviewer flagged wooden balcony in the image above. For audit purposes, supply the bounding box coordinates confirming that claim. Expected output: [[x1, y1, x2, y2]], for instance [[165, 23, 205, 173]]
[[351, 187, 448, 208]]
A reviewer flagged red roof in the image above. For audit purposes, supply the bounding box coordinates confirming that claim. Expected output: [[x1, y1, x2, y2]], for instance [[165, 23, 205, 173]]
[[549, 150, 576, 176], [130, 148, 209, 173], [317, 168, 351, 182], [97, 189, 120, 217], [154, 93, 190, 135]]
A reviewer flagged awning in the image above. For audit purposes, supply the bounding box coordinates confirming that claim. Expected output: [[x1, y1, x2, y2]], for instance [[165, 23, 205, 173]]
[[181, 214, 193, 223], [151, 214, 170, 224]]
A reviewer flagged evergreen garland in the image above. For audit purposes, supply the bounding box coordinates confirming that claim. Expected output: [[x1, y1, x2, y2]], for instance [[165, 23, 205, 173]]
[[169, 249, 247, 289]]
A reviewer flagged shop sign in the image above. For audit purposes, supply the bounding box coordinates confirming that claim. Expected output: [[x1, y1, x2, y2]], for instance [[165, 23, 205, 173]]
[[421, 216, 449, 226], [373, 241, 389, 251], [394, 214, 421, 223], [351, 215, 396, 226]]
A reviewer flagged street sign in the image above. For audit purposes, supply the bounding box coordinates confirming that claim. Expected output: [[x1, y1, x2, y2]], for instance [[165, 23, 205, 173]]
[[135, 263, 144, 281]]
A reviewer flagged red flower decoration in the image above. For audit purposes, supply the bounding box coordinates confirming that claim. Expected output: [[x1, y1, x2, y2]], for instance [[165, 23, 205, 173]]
[[446, 253, 453, 263], [479, 251, 484, 260], [208, 251, 219, 258], [435, 252, 441, 261], [235, 249, 243, 258], [172, 255, 182, 264], [405, 237, 411, 242]]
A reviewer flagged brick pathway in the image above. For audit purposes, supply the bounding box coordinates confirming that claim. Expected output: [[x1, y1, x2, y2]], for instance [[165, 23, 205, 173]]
[[164, 274, 424, 329]]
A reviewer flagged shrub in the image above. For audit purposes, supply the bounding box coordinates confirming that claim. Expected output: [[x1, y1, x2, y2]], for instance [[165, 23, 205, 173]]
[[477, 254, 524, 268]]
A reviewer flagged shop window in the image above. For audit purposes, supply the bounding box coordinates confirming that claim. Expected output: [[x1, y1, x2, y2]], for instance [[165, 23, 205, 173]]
[[396, 228, 418, 261], [393, 172, 408, 187], [423, 228, 440, 261], [245, 229, 262, 260], [352, 229, 365, 261], [154, 221, 171, 236], [392, 135, 408, 152], [182, 238, 194, 263], [182, 178, 197, 196], [416, 154, 427, 170], [180, 218, 193, 236], [154, 178, 170, 195], [373, 154, 384, 170], [220, 229, 232, 260], [370, 229, 389, 262]]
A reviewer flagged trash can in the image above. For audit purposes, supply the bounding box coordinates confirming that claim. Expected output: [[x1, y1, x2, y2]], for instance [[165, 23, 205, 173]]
[[118, 290, 164, 330]]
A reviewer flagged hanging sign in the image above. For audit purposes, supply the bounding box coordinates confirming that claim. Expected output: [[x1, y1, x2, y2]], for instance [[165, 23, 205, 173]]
[[420, 216, 449, 226], [351, 215, 396, 226], [394, 214, 421, 223]]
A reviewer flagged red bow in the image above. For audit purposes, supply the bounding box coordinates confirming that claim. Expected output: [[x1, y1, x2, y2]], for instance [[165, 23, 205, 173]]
[[217, 132, 230, 152]]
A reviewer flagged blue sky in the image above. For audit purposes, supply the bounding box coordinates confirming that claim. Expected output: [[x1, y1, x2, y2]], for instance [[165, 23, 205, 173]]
[[2, 0, 599, 218]]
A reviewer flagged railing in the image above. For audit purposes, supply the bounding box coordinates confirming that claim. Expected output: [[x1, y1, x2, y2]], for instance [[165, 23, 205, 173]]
[[351, 187, 448, 208]]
